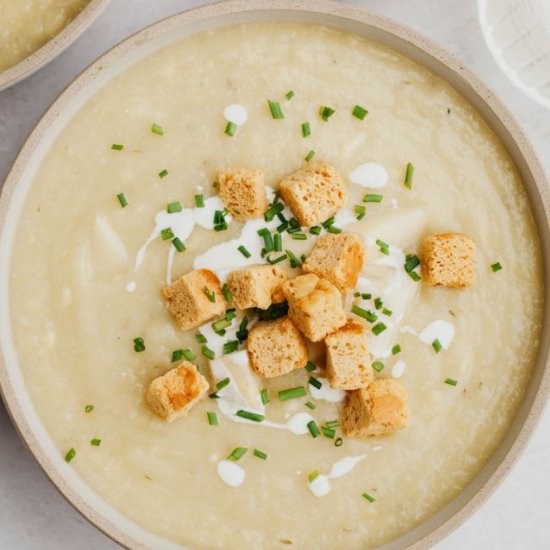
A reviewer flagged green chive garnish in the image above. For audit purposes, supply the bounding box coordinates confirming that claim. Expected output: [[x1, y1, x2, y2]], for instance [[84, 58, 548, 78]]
[[351, 305, 377, 323], [335, 437, 343, 447], [238, 245, 251, 258], [374, 297, 383, 309], [319, 105, 335, 121], [363, 194, 383, 203], [305, 401, 316, 410], [286, 249, 302, 268], [445, 378, 458, 386], [264, 201, 284, 222], [404, 162, 414, 189], [195, 194, 205, 208], [151, 123, 164, 135], [202, 345, 215, 360], [268, 254, 287, 265], [404, 254, 420, 274], [111, 143, 124, 151], [325, 420, 340, 429], [236, 410, 265, 422], [212, 319, 230, 334], [307, 420, 321, 438], [224, 121, 237, 136], [253, 448, 268, 460], [216, 377, 230, 391], [327, 225, 342, 234], [267, 100, 284, 119], [322, 217, 335, 228], [354, 205, 366, 220], [207, 411, 218, 426], [213, 209, 229, 231], [65, 448, 76, 462], [196, 334, 207, 344], [160, 227, 174, 240], [372, 360, 385, 373], [491, 262, 503, 272], [291, 233, 307, 240], [391, 344, 401, 355], [362, 293, 372, 299], [285, 90, 295, 100], [84, 405, 94, 413], [182, 348, 195, 361], [260, 388, 269, 405], [308, 377, 322, 390], [305, 361, 316, 373], [408, 270, 421, 282], [236, 317, 249, 342], [273, 233, 282, 252], [172, 349, 184, 362], [382, 308, 393, 316], [376, 239, 390, 255], [308, 471, 320, 482], [278, 386, 307, 401], [133, 337, 145, 352], [228, 447, 247, 461], [167, 202, 182, 213], [352, 105, 368, 120], [305, 150, 316, 162], [362, 492, 376, 503], [203, 286, 216, 303], [372, 323, 387, 336], [309, 226, 322, 235], [301, 121, 311, 137], [158, 169, 169, 179], [432, 339, 443, 353], [322, 426, 335, 439], [222, 283, 232, 303], [223, 340, 239, 354], [90, 438, 101, 447], [258, 228, 274, 252], [116, 193, 128, 208]]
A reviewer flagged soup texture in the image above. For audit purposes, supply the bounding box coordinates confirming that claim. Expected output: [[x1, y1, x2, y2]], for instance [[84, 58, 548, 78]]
[[0, 0, 89, 72], [9, 22, 543, 549]]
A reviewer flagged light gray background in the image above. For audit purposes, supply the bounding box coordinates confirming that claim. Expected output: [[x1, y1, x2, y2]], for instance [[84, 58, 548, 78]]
[[1, 0, 549, 548]]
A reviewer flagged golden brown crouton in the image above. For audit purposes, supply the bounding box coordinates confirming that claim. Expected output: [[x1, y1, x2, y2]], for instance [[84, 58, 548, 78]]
[[247, 317, 308, 378], [145, 362, 209, 422], [341, 379, 409, 438], [226, 265, 287, 310], [218, 168, 268, 220], [283, 274, 347, 342], [421, 233, 476, 287], [279, 161, 348, 227], [161, 269, 226, 330], [303, 233, 364, 292], [325, 320, 373, 390]]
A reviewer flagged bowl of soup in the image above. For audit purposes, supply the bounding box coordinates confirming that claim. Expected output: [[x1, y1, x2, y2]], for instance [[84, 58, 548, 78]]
[[0, 0, 109, 91], [1, 0, 549, 548]]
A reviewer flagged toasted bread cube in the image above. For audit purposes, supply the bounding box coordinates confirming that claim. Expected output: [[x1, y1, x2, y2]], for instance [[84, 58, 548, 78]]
[[279, 161, 348, 227], [146, 362, 209, 422], [421, 233, 476, 287], [325, 320, 373, 390], [247, 317, 308, 378], [218, 168, 268, 220], [283, 274, 347, 342], [303, 233, 364, 292], [161, 269, 226, 330], [342, 379, 408, 438], [227, 265, 287, 310]]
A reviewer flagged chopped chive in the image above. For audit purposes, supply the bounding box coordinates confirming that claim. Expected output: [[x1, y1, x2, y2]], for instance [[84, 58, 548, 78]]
[[372, 360, 385, 373], [225, 309, 236, 321], [325, 420, 340, 429], [291, 233, 307, 240], [351, 305, 377, 323], [308, 377, 322, 390], [374, 297, 384, 310], [223, 340, 239, 354], [182, 348, 196, 361], [363, 194, 383, 203], [213, 209, 228, 231], [111, 143, 124, 150], [202, 345, 215, 360], [116, 193, 128, 208], [195, 194, 205, 208], [491, 262, 503, 272], [84, 405, 94, 413], [376, 239, 390, 255], [90, 438, 102, 447], [326, 225, 342, 234], [216, 377, 231, 391], [322, 217, 335, 229], [203, 286, 216, 303], [404, 254, 421, 273], [167, 201, 182, 213], [307, 420, 321, 438], [285, 90, 295, 100], [238, 245, 251, 258], [286, 249, 302, 268], [308, 470, 320, 483], [277, 221, 289, 233], [158, 169, 169, 179], [160, 227, 174, 240], [391, 344, 401, 355], [222, 283, 232, 303], [151, 123, 164, 135], [273, 233, 282, 252], [287, 225, 302, 235], [408, 270, 421, 282], [352, 104, 369, 120], [236, 317, 249, 342], [309, 226, 322, 235], [258, 228, 274, 252], [264, 201, 284, 222], [267, 99, 284, 119], [224, 121, 237, 136], [133, 337, 145, 352], [278, 386, 307, 401], [335, 437, 343, 447], [171, 349, 184, 362], [305, 361, 316, 373], [362, 293, 372, 300], [228, 447, 247, 461], [404, 162, 414, 189], [354, 291, 361, 297], [319, 105, 335, 121], [305, 150, 316, 162], [372, 323, 387, 336], [65, 448, 76, 462], [382, 308, 393, 316], [212, 318, 231, 333], [207, 411, 218, 426], [432, 339, 443, 353], [445, 378, 458, 386], [362, 492, 376, 503], [322, 426, 335, 439], [253, 448, 268, 460], [354, 205, 366, 220], [196, 334, 207, 344], [301, 121, 311, 137], [260, 388, 270, 405], [268, 253, 287, 264], [236, 410, 265, 422], [305, 401, 316, 410]]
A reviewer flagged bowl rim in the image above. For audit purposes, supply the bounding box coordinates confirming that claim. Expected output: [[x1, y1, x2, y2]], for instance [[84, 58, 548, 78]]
[[1, 0, 549, 549], [0, 0, 110, 92]]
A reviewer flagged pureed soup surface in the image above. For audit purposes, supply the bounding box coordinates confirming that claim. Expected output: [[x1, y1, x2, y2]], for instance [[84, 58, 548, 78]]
[[10, 22, 544, 549], [0, 0, 89, 72]]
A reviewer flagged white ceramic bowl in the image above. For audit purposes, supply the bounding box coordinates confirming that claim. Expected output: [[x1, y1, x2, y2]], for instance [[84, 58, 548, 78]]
[[1, 1, 549, 548], [0, 0, 110, 92]]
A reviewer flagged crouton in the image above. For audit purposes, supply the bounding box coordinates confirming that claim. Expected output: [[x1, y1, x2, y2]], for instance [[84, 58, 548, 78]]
[[247, 317, 308, 378], [283, 274, 347, 342], [218, 168, 268, 220], [146, 362, 209, 422], [161, 269, 226, 330], [325, 320, 373, 390], [421, 233, 476, 287], [227, 265, 287, 310], [303, 233, 364, 292], [279, 161, 348, 227], [341, 379, 409, 438]]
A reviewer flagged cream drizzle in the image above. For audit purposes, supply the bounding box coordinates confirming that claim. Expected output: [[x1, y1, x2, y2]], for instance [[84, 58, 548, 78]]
[[349, 163, 388, 188], [308, 455, 366, 497], [217, 460, 245, 487], [401, 320, 455, 350], [308, 377, 346, 403], [223, 104, 248, 126]]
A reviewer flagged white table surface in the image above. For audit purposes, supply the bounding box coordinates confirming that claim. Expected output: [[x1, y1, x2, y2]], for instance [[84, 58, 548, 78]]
[[1, 0, 549, 548]]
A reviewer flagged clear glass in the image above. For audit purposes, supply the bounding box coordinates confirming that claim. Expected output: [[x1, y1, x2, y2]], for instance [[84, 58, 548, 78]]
[[478, 0, 550, 108]]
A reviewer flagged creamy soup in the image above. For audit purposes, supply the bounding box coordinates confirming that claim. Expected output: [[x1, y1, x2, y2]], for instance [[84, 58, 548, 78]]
[[9, 22, 543, 549], [0, 0, 89, 72]]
